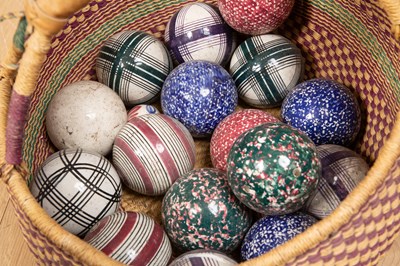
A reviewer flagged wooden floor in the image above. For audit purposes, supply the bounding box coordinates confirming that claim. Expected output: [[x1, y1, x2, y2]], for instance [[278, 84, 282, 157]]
[[0, 0, 400, 265]]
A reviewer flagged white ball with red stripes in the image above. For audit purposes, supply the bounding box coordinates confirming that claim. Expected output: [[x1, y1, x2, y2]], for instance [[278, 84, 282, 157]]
[[84, 211, 172, 266], [112, 114, 196, 195]]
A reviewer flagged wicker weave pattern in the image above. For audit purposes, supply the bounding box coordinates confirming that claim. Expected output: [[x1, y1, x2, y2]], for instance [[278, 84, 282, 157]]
[[0, 0, 397, 265]]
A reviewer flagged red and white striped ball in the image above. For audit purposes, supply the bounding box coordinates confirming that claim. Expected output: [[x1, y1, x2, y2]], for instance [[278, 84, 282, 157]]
[[113, 114, 196, 195], [127, 104, 160, 122], [84, 212, 172, 266], [210, 109, 279, 171], [218, 0, 295, 35]]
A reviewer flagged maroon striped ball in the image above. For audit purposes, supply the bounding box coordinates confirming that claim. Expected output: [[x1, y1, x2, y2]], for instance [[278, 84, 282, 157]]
[[84, 212, 172, 266], [112, 114, 196, 195]]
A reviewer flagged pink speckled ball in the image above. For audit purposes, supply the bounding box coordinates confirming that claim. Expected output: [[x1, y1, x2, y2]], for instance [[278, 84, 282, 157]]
[[210, 109, 279, 171], [218, 0, 295, 35]]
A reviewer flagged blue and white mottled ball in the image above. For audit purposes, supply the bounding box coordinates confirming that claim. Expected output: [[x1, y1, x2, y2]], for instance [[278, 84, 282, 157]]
[[165, 2, 236, 66], [96, 30, 173, 107], [169, 250, 237, 266], [161, 61, 238, 137], [30, 149, 121, 238], [304, 144, 369, 219], [281, 79, 361, 146], [241, 213, 317, 261], [128, 104, 160, 122], [229, 34, 304, 108]]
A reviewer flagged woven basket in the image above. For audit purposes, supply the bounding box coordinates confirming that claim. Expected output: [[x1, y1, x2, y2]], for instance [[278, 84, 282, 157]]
[[1, 0, 400, 265]]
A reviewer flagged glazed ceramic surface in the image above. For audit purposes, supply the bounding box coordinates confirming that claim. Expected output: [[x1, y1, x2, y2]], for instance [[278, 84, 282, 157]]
[[229, 35, 304, 108], [113, 114, 196, 195], [30, 149, 121, 238], [281, 79, 361, 146], [304, 144, 369, 219], [127, 104, 160, 122], [227, 122, 321, 215], [210, 109, 279, 172], [218, 0, 295, 35], [241, 213, 317, 260], [161, 60, 237, 137], [169, 249, 237, 266], [96, 30, 173, 106], [45, 80, 127, 156], [84, 212, 172, 265], [165, 2, 236, 66], [162, 168, 252, 253]]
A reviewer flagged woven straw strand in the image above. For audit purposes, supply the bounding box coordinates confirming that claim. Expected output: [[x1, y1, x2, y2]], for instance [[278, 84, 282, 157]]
[[23, 0, 92, 37], [0, 11, 25, 22], [0, 18, 26, 172], [379, 0, 400, 39]]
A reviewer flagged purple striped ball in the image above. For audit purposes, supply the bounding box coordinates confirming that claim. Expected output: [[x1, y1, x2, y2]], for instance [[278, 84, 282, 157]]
[[112, 114, 196, 195], [165, 2, 236, 66], [84, 212, 172, 266], [304, 144, 369, 219]]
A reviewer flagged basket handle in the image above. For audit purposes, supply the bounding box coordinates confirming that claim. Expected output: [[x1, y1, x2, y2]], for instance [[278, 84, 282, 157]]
[[1, 0, 91, 179]]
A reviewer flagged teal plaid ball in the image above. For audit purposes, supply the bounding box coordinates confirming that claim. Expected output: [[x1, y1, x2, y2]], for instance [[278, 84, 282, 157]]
[[230, 34, 304, 108], [96, 30, 173, 107]]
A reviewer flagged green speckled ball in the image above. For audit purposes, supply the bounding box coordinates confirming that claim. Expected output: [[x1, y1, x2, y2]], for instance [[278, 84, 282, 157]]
[[227, 122, 321, 215], [162, 168, 252, 254]]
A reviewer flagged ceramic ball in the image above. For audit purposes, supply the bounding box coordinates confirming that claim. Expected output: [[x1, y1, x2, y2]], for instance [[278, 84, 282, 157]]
[[218, 0, 295, 35], [127, 104, 160, 122], [45, 80, 127, 156], [161, 60, 238, 137], [241, 213, 317, 260], [304, 144, 369, 219], [165, 2, 236, 66], [227, 122, 321, 215], [281, 79, 361, 146], [162, 168, 252, 253], [113, 114, 196, 195], [84, 211, 172, 265], [30, 149, 121, 238], [96, 30, 173, 106], [170, 250, 237, 266], [229, 34, 304, 108], [210, 109, 279, 172]]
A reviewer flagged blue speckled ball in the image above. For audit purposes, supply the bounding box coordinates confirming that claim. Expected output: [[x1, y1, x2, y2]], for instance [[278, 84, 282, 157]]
[[281, 79, 361, 146], [241, 213, 317, 261], [161, 61, 238, 137]]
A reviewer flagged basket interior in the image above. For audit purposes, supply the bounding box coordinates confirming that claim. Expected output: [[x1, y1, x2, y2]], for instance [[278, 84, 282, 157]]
[[23, 0, 400, 234]]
